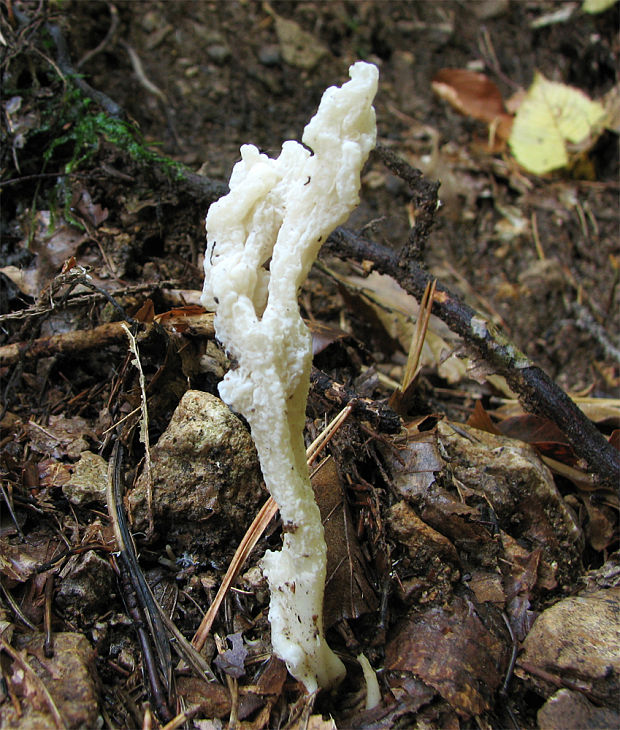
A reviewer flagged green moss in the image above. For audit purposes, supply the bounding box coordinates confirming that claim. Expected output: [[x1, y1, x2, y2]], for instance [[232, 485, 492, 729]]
[[44, 88, 184, 177], [40, 86, 187, 226]]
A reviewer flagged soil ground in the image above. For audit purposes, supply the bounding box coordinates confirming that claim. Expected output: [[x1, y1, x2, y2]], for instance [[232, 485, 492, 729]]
[[0, 2, 618, 729]]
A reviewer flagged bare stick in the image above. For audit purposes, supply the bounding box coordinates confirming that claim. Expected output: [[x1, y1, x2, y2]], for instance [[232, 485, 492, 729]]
[[323, 228, 620, 487]]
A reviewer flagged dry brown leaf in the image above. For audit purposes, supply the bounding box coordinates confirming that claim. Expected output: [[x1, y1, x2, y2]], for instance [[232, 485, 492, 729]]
[[26, 415, 94, 459], [432, 68, 514, 141], [386, 595, 508, 717], [312, 456, 378, 625], [0, 540, 39, 582], [339, 270, 466, 383], [467, 400, 502, 435]]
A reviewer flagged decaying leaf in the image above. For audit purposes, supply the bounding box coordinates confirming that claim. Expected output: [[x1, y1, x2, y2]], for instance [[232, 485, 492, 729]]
[[582, 497, 617, 552], [0, 540, 39, 582], [387, 426, 445, 497], [21, 212, 89, 297], [312, 456, 378, 625], [492, 396, 620, 428], [509, 72, 607, 174], [214, 632, 248, 678], [339, 270, 466, 384], [26, 415, 93, 459], [176, 676, 231, 719], [71, 186, 109, 227], [386, 595, 508, 717], [308, 319, 355, 357]]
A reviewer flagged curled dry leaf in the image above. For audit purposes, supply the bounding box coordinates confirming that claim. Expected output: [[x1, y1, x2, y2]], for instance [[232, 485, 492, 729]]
[[432, 68, 514, 141], [72, 186, 109, 227], [26, 415, 94, 459], [213, 632, 248, 679], [386, 595, 509, 717], [339, 270, 466, 384], [0, 540, 39, 583]]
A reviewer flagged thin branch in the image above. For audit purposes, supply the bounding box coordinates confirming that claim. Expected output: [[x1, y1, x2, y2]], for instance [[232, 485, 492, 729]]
[[0, 314, 215, 366], [322, 228, 620, 487]]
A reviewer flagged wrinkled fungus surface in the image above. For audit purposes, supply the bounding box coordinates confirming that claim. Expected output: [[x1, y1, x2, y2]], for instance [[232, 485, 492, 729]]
[[202, 62, 378, 691]]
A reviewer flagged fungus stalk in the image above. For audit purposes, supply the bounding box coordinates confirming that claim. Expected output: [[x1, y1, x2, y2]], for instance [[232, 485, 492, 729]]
[[202, 62, 378, 692]]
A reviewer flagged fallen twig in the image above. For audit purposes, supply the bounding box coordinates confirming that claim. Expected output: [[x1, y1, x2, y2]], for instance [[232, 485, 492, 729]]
[[77, 3, 119, 70], [107, 441, 173, 721], [374, 142, 440, 261], [0, 314, 215, 367], [0, 320, 135, 367], [107, 440, 217, 701], [323, 227, 620, 487]]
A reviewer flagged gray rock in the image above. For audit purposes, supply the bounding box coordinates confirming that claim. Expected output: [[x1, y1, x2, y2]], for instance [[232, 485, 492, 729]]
[[127, 390, 266, 540], [538, 688, 620, 730], [520, 588, 620, 703], [207, 44, 231, 64], [258, 44, 281, 67], [436, 421, 583, 588], [56, 550, 115, 617], [4, 632, 100, 730]]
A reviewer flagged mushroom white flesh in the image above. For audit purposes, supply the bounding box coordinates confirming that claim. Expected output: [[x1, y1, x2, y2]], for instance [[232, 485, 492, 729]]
[[202, 61, 378, 692]]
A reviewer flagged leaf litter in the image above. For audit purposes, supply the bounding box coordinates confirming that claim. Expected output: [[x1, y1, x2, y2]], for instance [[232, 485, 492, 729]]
[[1, 2, 618, 729]]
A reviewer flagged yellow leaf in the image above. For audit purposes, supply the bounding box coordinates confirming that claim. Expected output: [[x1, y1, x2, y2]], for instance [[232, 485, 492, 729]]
[[509, 72, 606, 175], [582, 0, 618, 14]]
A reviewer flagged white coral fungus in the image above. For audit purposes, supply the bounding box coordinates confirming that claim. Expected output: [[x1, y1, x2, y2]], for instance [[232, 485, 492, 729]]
[[202, 62, 378, 692]]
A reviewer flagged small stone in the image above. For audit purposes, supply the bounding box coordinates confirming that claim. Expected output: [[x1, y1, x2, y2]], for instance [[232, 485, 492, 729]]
[[56, 550, 115, 616], [472, 0, 509, 19], [258, 44, 281, 67], [62, 451, 108, 506], [520, 588, 620, 702], [538, 688, 620, 730], [273, 14, 327, 70], [3, 632, 100, 729], [127, 390, 265, 539], [207, 44, 231, 64]]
